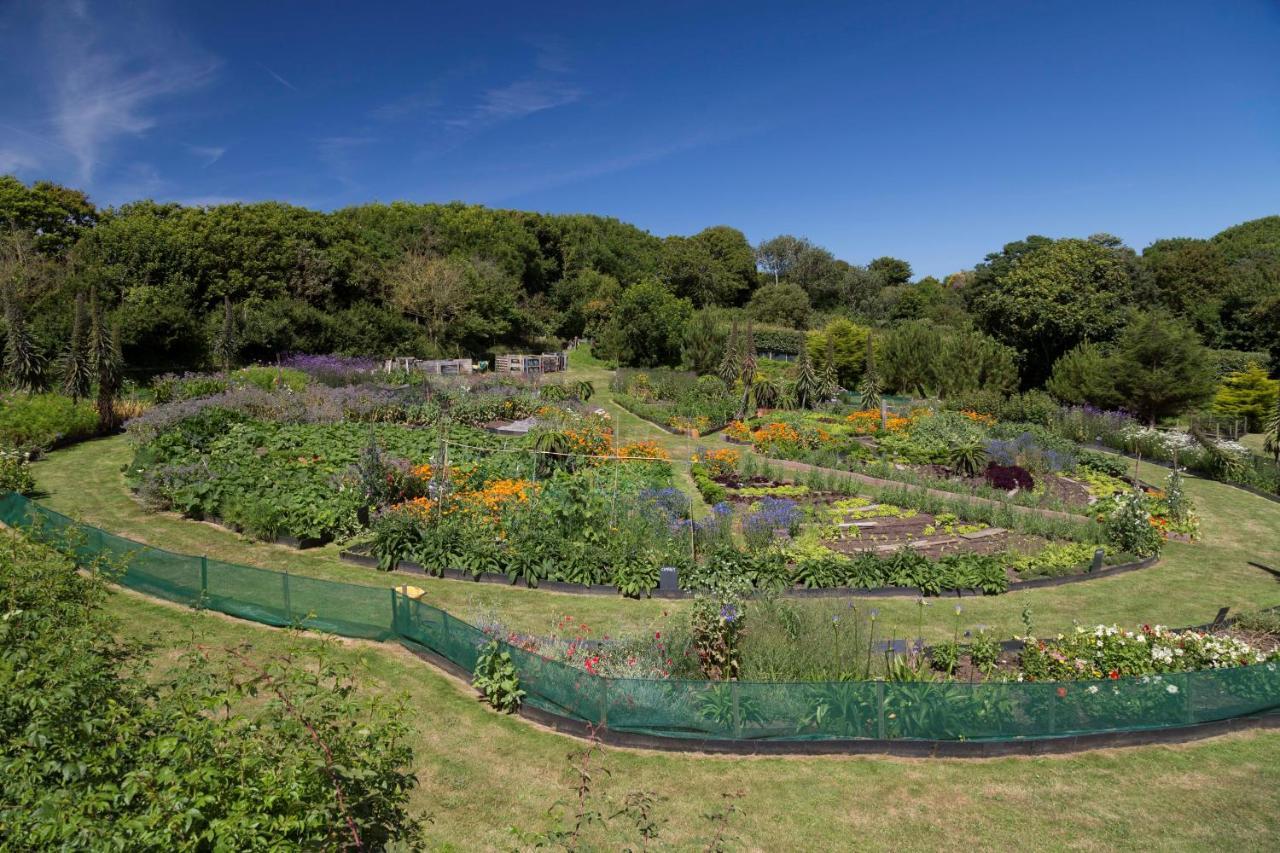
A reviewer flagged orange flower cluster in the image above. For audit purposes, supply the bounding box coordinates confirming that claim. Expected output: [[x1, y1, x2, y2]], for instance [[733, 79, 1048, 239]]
[[410, 462, 432, 480], [460, 478, 540, 513], [724, 420, 752, 442], [564, 427, 613, 458], [617, 440, 670, 460], [846, 409, 910, 434], [751, 422, 801, 446], [694, 448, 739, 478], [958, 409, 997, 425], [392, 496, 436, 518]]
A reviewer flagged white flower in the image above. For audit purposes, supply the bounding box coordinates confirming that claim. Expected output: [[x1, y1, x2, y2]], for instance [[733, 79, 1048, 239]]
[[1087, 685, 1099, 694], [1166, 684, 1179, 694]]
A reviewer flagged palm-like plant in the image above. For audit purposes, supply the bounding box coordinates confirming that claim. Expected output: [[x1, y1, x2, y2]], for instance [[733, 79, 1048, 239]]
[[532, 429, 576, 478], [573, 379, 594, 403], [946, 437, 989, 478], [857, 372, 883, 412], [538, 383, 569, 403], [753, 374, 781, 410], [1262, 396, 1279, 462]]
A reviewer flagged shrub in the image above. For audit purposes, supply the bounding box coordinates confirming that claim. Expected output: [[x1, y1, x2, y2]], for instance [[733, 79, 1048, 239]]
[[984, 462, 1034, 491], [0, 392, 99, 451], [233, 365, 311, 393], [0, 448, 35, 494], [0, 531, 423, 847], [1103, 491, 1163, 558]]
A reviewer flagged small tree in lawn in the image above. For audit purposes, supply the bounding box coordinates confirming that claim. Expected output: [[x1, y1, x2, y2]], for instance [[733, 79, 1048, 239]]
[[1212, 361, 1278, 432], [213, 294, 237, 374], [1, 282, 47, 392], [89, 289, 122, 432], [1113, 311, 1215, 426], [61, 290, 92, 402]]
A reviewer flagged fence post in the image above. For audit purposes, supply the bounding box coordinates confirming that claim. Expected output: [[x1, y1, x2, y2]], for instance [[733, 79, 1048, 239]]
[[389, 587, 400, 636], [282, 571, 292, 619], [600, 678, 609, 729], [876, 682, 886, 739], [199, 554, 208, 595]]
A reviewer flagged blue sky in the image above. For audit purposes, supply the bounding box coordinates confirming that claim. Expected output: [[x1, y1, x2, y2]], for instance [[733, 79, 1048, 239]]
[[2, 0, 1278, 276]]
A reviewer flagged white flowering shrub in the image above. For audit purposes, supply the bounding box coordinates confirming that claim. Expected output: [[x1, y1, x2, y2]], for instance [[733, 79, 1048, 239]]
[[1020, 623, 1277, 681]]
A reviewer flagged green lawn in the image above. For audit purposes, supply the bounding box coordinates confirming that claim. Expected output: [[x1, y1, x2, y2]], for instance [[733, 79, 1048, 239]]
[[108, 587, 1280, 851], [33, 435, 1280, 644], [25, 369, 1280, 849]]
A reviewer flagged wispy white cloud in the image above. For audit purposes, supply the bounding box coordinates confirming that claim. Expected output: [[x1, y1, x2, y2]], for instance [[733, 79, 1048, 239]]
[[460, 79, 583, 126], [0, 148, 40, 174], [188, 144, 226, 167], [260, 63, 297, 91], [316, 135, 377, 191], [40, 1, 218, 181]]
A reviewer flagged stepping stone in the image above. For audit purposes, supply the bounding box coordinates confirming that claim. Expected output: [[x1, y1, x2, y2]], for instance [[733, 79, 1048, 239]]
[[909, 537, 959, 548], [837, 521, 878, 529], [959, 527, 1007, 540]]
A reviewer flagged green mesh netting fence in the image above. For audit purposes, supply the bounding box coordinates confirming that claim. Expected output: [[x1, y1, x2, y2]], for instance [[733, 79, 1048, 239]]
[[3, 491, 1278, 743]]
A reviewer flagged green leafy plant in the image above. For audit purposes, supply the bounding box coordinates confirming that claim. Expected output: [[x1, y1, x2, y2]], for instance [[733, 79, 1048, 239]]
[[472, 640, 526, 713]]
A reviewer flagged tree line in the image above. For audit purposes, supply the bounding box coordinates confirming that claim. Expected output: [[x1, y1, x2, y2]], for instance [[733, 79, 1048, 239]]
[[1, 174, 1277, 420]]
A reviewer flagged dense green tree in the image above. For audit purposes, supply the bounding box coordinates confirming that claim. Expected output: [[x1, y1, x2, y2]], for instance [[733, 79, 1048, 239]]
[[805, 318, 870, 385], [661, 234, 746, 307], [880, 321, 1016, 398], [746, 281, 810, 328], [680, 309, 725, 374], [597, 280, 692, 367], [1045, 340, 1124, 409], [868, 256, 912, 287], [0, 175, 98, 255], [690, 225, 757, 299], [969, 238, 1133, 385], [1113, 312, 1216, 424], [1139, 238, 1230, 342]]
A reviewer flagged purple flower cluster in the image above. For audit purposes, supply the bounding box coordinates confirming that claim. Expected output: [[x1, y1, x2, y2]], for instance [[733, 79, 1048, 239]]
[[279, 353, 381, 387], [742, 497, 802, 549], [127, 384, 409, 442]]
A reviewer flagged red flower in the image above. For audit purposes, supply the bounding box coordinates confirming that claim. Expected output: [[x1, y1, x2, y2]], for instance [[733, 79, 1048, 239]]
[[1056, 687, 1067, 698], [1108, 670, 1119, 680], [585, 655, 600, 675], [655, 632, 661, 639]]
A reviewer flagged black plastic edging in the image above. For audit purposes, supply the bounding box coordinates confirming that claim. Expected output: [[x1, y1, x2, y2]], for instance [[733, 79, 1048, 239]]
[[339, 546, 1160, 600]]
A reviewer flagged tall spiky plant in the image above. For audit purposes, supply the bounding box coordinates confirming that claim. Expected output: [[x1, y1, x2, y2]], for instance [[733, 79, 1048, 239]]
[[213, 294, 238, 374], [741, 320, 757, 383], [819, 335, 839, 400], [793, 348, 822, 410], [89, 289, 122, 432], [61, 291, 92, 402], [717, 321, 741, 386], [2, 283, 47, 392], [857, 333, 882, 411]]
